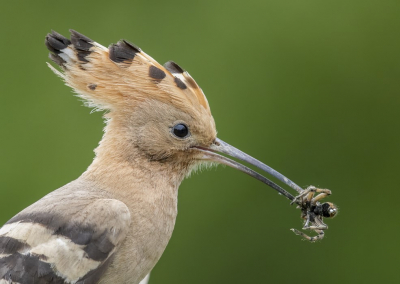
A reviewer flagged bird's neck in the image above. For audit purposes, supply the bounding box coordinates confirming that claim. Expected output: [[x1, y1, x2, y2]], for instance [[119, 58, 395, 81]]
[[80, 121, 185, 280]]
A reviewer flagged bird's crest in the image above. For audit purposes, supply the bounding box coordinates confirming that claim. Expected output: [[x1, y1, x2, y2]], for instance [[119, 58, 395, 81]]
[[45, 30, 210, 115]]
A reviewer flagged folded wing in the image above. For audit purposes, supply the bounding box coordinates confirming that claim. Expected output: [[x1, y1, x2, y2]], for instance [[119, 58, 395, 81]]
[[0, 198, 130, 283]]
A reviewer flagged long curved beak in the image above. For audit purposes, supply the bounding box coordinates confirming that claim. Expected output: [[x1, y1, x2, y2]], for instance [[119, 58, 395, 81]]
[[195, 138, 304, 201]]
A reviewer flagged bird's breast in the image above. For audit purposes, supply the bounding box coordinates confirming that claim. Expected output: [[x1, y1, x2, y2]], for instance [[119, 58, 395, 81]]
[[101, 183, 179, 284]]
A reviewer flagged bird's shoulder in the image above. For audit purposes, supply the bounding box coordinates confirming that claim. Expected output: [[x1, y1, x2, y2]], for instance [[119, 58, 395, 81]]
[[0, 180, 131, 284]]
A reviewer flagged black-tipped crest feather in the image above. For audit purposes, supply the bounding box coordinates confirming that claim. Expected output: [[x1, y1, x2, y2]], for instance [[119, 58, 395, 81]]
[[45, 31, 71, 66], [149, 66, 166, 80], [164, 61, 185, 74], [49, 53, 66, 66], [122, 40, 141, 52], [45, 31, 71, 54], [109, 40, 139, 64], [174, 77, 187, 89], [70, 29, 93, 51], [69, 30, 94, 62]]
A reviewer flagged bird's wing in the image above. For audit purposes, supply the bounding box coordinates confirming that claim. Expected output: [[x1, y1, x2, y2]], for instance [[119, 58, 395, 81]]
[[0, 198, 130, 284], [139, 273, 150, 284], [45, 30, 210, 114]]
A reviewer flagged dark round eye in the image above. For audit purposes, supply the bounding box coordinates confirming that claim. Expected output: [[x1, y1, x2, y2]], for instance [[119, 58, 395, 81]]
[[172, 123, 189, 138]]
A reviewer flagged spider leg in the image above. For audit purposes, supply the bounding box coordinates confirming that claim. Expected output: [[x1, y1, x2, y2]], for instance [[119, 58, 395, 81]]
[[311, 188, 332, 204], [293, 214, 327, 241], [303, 217, 311, 228], [290, 185, 317, 205], [307, 216, 328, 230], [291, 228, 325, 242]]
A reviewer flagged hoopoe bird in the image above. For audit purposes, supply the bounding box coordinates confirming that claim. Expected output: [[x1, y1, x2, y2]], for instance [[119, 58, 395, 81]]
[[0, 30, 314, 284]]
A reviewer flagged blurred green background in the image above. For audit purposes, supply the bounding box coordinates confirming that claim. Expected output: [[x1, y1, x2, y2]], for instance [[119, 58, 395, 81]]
[[1, 0, 399, 283]]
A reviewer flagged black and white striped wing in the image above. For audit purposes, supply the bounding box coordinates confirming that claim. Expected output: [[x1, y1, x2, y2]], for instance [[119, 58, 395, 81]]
[[0, 199, 130, 284]]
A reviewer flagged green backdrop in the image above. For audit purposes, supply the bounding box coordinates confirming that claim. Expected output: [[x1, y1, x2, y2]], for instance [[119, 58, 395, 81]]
[[1, 0, 399, 283]]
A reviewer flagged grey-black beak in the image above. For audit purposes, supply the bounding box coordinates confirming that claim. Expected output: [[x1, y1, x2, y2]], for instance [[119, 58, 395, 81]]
[[196, 138, 304, 201]]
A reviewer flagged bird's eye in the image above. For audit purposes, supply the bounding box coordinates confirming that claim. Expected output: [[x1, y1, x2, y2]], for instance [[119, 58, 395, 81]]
[[172, 123, 190, 138]]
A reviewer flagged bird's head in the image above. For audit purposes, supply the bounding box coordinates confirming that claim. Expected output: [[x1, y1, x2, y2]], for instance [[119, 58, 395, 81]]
[[128, 98, 216, 164], [46, 30, 300, 198]]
